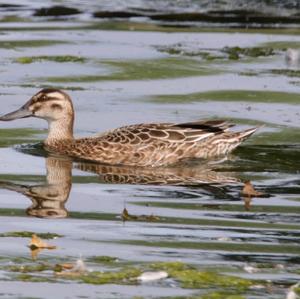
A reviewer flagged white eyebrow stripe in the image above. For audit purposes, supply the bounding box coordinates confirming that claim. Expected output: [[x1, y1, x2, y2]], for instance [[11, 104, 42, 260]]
[[44, 92, 65, 100]]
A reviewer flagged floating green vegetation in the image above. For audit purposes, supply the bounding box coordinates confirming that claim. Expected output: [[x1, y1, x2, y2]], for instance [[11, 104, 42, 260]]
[[150, 90, 300, 104], [0, 128, 44, 143], [87, 256, 119, 264], [172, 269, 252, 290], [0, 258, 266, 295], [7, 263, 53, 273], [43, 58, 218, 83], [0, 231, 62, 239], [238, 71, 259, 76], [134, 202, 300, 214], [0, 175, 45, 184], [0, 40, 68, 49], [157, 45, 224, 61], [157, 44, 275, 61], [16, 273, 54, 283], [268, 69, 300, 77], [149, 261, 188, 272], [33, 5, 81, 17], [200, 292, 246, 299], [86, 20, 300, 35], [148, 262, 252, 291], [222, 46, 274, 60], [119, 239, 300, 255], [251, 127, 300, 145], [17, 83, 85, 91], [0, 128, 42, 147], [0, 128, 40, 138], [0, 208, 26, 217], [0, 15, 32, 23], [15, 55, 86, 64], [81, 267, 141, 285]]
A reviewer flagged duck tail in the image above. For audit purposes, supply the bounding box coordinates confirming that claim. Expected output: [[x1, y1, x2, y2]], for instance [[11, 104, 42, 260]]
[[236, 126, 261, 142], [215, 126, 261, 156]]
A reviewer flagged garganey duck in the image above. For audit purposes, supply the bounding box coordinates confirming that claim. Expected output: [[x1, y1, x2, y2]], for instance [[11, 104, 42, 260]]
[[0, 89, 259, 167]]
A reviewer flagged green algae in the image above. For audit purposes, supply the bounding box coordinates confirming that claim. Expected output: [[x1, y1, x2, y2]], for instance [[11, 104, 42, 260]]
[[134, 202, 300, 214], [171, 269, 252, 290], [68, 261, 253, 292], [222, 46, 274, 59], [250, 127, 300, 145], [200, 293, 245, 299], [119, 239, 300, 255], [149, 261, 188, 272], [0, 258, 268, 296], [86, 20, 300, 35], [87, 256, 119, 264], [7, 263, 53, 273], [0, 128, 42, 147], [162, 294, 245, 299], [15, 55, 86, 64], [0, 19, 300, 35], [157, 45, 274, 61], [268, 69, 300, 77], [33, 6, 81, 17], [150, 90, 300, 104], [161, 293, 245, 299], [16, 273, 54, 283], [43, 58, 218, 83], [16, 84, 85, 91], [0, 15, 32, 23], [0, 231, 62, 239], [80, 267, 141, 285], [234, 144, 300, 174], [0, 40, 68, 49], [147, 262, 252, 291], [157, 45, 224, 61]]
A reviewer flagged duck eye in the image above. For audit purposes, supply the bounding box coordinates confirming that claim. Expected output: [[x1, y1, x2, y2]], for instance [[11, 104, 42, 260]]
[[51, 103, 62, 111]]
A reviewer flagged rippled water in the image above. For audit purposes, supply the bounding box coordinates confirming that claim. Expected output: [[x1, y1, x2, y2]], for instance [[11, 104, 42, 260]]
[[0, 2, 299, 299]]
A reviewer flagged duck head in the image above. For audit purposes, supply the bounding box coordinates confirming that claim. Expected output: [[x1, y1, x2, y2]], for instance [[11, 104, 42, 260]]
[[0, 89, 74, 122], [0, 89, 75, 141]]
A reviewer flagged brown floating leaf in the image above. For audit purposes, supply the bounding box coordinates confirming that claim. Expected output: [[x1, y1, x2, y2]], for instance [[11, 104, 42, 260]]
[[121, 208, 160, 222], [28, 234, 57, 250], [241, 181, 265, 197]]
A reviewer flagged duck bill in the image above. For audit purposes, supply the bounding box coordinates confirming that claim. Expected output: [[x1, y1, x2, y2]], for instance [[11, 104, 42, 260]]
[[0, 107, 32, 121]]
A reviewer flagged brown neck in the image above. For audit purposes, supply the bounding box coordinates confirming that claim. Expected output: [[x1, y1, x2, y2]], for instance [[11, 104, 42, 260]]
[[45, 116, 74, 145]]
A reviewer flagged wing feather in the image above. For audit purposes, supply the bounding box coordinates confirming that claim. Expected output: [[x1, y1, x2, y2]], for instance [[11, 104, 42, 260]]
[[96, 120, 230, 146]]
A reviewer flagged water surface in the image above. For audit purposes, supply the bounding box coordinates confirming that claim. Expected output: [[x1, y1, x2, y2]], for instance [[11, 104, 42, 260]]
[[0, 2, 299, 299]]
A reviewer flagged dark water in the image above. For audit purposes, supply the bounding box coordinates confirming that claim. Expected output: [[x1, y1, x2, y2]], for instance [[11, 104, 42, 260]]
[[0, 1, 299, 299]]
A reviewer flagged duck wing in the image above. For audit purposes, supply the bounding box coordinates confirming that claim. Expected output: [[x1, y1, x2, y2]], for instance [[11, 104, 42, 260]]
[[97, 120, 233, 145]]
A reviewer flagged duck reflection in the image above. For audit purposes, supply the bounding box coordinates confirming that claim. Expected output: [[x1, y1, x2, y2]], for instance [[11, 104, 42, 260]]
[[0, 157, 71, 218], [0, 156, 239, 219], [76, 161, 238, 186]]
